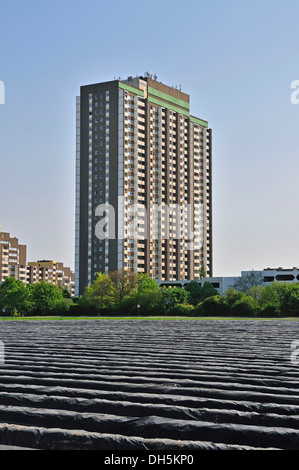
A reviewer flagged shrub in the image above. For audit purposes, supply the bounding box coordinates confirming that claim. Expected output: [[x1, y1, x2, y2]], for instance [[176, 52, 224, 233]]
[[199, 282, 219, 302], [229, 296, 258, 317], [195, 295, 230, 317], [169, 304, 195, 316], [67, 303, 99, 317], [114, 290, 165, 316], [259, 304, 280, 318], [162, 287, 191, 313], [184, 281, 202, 305], [259, 282, 299, 317]]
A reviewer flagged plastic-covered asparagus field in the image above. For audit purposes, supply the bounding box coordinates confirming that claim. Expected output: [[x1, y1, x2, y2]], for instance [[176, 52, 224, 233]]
[[0, 319, 299, 450]]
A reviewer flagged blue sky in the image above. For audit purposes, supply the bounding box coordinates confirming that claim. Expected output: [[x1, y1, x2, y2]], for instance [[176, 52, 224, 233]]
[[1, 0, 299, 276]]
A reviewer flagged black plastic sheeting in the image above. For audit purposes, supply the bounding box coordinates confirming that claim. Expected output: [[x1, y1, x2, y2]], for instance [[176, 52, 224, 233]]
[[0, 319, 298, 450]]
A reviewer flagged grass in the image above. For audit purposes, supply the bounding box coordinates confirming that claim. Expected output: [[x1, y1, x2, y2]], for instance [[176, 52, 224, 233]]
[[0, 316, 188, 322], [0, 315, 299, 321]]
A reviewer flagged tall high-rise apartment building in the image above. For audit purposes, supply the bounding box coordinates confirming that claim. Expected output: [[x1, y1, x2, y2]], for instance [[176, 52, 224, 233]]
[[76, 75, 212, 296]]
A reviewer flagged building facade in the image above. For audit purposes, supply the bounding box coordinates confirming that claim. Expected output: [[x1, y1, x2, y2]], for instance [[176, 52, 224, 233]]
[[159, 268, 299, 296], [76, 75, 212, 296], [242, 267, 299, 285], [158, 276, 236, 296], [0, 226, 75, 295], [0, 226, 27, 284], [27, 260, 75, 296]]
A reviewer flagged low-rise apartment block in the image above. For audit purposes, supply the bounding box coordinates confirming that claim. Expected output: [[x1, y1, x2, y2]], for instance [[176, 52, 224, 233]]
[[0, 226, 75, 296], [0, 226, 27, 283], [27, 260, 75, 296]]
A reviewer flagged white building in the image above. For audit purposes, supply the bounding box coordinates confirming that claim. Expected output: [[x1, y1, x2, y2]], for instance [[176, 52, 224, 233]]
[[158, 276, 236, 295], [158, 267, 299, 295]]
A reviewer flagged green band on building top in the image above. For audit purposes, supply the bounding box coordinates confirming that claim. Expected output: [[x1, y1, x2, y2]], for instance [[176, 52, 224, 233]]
[[147, 86, 190, 110], [148, 96, 190, 117], [119, 81, 145, 97], [190, 116, 209, 128], [118, 81, 208, 127], [148, 96, 208, 127]]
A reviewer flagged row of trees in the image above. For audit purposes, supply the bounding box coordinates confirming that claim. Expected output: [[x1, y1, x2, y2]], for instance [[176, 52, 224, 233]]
[[77, 270, 220, 317], [76, 270, 299, 317], [197, 282, 299, 317], [0, 278, 72, 316], [2, 270, 299, 317], [0, 271, 219, 317], [80, 270, 299, 317]]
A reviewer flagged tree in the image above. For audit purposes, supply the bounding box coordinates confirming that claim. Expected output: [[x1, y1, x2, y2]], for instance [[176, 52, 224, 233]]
[[233, 270, 264, 294], [199, 282, 219, 302], [162, 287, 190, 313], [248, 285, 264, 302], [85, 272, 113, 309], [229, 295, 258, 317], [108, 274, 162, 316], [109, 270, 139, 303], [184, 281, 202, 305], [225, 287, 246, 305], [60, 287, 72, 299], [29, 282, 70, 315], [184, 281, 218, 306], [224, 287, 259, 317], [0, 278, 31, 316], [279, 284, 299, 317], [170, 303, 195, 316], [195, 295, 230, 317], [68, 295, 101, 316], [199, 264, 207, 280], [259, 283, 280, 314], [116, 288, 164, 316], [137, 273, 160, 294], [260, 282, 299, 317]]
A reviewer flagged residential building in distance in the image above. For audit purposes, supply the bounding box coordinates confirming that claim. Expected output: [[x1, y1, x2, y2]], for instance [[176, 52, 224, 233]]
[[76, 74, 212, 296], [27, 260, 75, 296], [0, 225, 27, 284], [0, 225, 75, 296]]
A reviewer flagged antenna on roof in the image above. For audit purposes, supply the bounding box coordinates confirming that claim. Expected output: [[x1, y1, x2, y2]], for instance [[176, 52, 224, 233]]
[[145, 71, 154, 79]]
